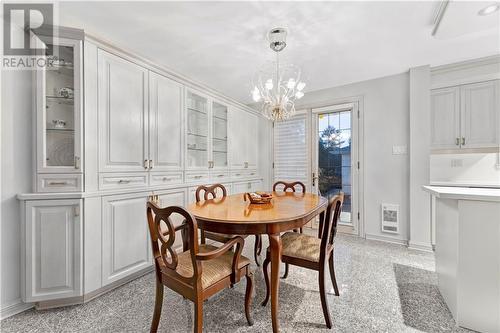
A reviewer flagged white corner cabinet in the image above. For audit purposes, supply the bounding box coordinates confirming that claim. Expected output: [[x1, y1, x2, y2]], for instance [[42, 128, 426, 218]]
[[431, 80, 499, 150], [19, 28, 271, 308]]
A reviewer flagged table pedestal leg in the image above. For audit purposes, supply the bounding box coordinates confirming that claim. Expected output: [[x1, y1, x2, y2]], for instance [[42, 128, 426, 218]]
[[269, 233, 282, 333]]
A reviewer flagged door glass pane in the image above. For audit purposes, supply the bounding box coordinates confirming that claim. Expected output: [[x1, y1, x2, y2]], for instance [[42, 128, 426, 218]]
[[45, 43, 75, 167], [186, 91, 208, 167], [212, 101, 228, 168], [318, 110, 352, 224]]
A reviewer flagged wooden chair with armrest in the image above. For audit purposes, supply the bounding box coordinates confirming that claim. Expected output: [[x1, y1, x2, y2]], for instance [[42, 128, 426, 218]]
[[196, 184, 263, 266], [261, 192, 344, 329], [146, 202, 254, 333]]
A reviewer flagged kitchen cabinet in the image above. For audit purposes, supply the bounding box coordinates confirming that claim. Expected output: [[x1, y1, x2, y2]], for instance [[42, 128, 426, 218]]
[[98, 49, 149, 172], [233, 179, 263, 193], [430, 87, 460, 149], [101, 193, 152, 285], [431, 80, 499, 149], [23, 200, 82, 302], [460, 80, 499, 148]]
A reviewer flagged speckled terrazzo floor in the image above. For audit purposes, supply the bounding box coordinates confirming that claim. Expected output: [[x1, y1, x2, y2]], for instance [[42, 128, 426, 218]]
[[1, 233, 472, 333]]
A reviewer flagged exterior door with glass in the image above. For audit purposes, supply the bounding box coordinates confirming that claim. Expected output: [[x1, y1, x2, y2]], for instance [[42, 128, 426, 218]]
[[311, 103, 359, 234]]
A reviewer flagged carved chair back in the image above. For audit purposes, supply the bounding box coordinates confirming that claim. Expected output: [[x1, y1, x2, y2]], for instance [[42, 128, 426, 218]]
[[272, 181, 306, 193], [195, 184, 227, 203], [320, 192, 344, 256], [146, 202, 201, 283]]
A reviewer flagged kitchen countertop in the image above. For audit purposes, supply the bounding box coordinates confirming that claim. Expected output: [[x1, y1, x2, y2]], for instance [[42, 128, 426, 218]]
[[423, 185, 500, 202]]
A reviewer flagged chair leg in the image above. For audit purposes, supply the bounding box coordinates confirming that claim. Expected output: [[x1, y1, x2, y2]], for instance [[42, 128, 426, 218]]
[[244, 271, 254, 326], [329, 254, 340, 296], [194, 298, 203, 333], [261, 257, 271, 306], [150, 277, 164, 333], [319, 264, 333, 329], [253, 235, 261, 267], [281, 263, 289, 279]]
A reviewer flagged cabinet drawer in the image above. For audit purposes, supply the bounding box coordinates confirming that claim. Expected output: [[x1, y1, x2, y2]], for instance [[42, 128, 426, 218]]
[[210, 171, 230, 182], [231, 170, 259, 180], [37, 174, 83, 192], [99, 173, 148, 190], [185, 171, 209, 184], [149, 171, 183, 186]]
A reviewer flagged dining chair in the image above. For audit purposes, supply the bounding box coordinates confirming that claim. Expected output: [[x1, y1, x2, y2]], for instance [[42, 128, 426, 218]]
[[195, 184, 263, 266], [272, 181, 307, 233], [146, 202, 254, 333], [261, 192, 344, 329]]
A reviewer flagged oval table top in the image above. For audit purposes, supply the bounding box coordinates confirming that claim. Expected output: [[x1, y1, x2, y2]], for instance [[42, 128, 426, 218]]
[[186, 192, 327, 235]]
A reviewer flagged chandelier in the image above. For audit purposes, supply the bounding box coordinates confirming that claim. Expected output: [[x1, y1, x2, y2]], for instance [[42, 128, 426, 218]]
[[251, 28, 306, 121]]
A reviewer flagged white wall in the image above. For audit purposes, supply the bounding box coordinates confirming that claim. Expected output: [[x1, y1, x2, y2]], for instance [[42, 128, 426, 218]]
[[1, 69, 34, 316], [294, 73, 411, 244]]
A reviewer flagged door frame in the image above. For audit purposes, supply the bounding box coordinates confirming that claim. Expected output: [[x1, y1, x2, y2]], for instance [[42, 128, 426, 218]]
[[271, 96, 365, 237]]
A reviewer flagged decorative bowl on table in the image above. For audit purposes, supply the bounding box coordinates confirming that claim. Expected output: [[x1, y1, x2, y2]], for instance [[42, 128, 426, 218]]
[[243, 192, 273, 204]]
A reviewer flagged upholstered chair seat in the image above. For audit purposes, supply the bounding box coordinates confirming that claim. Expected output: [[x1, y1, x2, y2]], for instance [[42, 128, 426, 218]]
[[176, 244, 251, 289]]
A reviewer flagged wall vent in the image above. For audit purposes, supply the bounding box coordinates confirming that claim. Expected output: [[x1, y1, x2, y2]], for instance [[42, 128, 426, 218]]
[[381, 204, 399, 234]]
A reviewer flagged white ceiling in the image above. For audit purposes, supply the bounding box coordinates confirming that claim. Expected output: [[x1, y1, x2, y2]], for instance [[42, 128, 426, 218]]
[[58, 1, 500, 104]]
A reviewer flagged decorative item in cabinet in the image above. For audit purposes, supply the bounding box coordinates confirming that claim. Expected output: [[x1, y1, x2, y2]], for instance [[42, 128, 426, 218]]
[[35, 35, 82, 180]]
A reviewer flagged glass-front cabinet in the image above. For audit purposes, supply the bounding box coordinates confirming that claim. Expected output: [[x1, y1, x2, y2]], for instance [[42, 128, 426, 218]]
[[211, 101, 228, 169], [34, 36, 83, 192], [186, 90, 228, 170]]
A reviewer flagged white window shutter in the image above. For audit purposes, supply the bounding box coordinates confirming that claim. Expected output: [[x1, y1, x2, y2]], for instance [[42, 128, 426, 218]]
[[273, 114, 309, 189]]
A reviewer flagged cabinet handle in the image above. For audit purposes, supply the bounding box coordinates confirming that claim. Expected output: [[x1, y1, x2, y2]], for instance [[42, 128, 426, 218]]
[[461, 137, 465, 146], [74, 206, 80, 217], [247, 182, 251, 189], [244, 162, 248, 168], [194, 175, 203, 179], [455, 138, 460, 146], [235, 173, 241, 176], [162, 177, 172, 182], [118, 179, 131, 184], [74, 156, 80, 169], [149, 159, 154, 169], [144, 160, 149, 169], [48, 181, 68, 186], [217, 174, 224, 178]]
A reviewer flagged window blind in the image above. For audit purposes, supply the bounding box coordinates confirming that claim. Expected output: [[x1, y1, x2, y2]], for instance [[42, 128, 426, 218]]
[[273, 114, 309, 188]]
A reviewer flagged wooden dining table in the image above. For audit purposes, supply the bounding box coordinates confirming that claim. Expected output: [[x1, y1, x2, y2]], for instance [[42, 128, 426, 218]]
[[186, 191, 328, 333]]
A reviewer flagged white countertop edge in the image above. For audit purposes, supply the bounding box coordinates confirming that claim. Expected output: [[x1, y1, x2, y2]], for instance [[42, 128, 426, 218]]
[[423, 185, 500, 202]]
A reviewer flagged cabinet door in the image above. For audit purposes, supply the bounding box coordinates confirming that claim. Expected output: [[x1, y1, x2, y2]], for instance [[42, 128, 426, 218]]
[[156, 189, 187, 251], [246, 112, 259, 168], [102, 193, 151, 285], [35, 37, 83, 174], [249, 179, 263, 192], [228, 107, 247, 168], [149, 72, 183, 171], [461, 80, 499, 148], [186, 90, 209, 169], [430, 87, 460, 149], [24, 200, 82, 302], [211, 100, 228, 169], [233, 181, 252, 193], [98, 50, 148, 172]]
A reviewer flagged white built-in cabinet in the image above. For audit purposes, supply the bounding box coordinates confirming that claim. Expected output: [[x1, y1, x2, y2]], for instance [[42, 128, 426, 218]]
[[229, 107, 258, 169], [431, 80, 499, 149], [98, 49, 149, 173], [20, 31, 268, 307], [22, 200, 82, 302], [101, 193, 152, 285]]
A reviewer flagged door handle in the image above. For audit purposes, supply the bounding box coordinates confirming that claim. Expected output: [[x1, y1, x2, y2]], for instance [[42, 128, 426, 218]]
[[312, 172, 318, 187]]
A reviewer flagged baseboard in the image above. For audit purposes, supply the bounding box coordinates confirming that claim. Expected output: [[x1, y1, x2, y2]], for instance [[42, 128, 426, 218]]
[[0, 299, 34, 320], [408, 240, 434, 253], [365, 233, 409, 246]]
